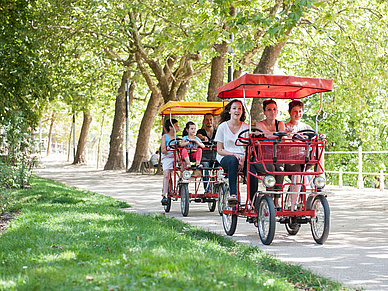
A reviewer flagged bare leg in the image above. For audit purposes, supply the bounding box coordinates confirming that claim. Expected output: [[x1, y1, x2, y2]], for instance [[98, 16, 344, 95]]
[[290, 175, 301, 210], [163, 169, 171, 197]]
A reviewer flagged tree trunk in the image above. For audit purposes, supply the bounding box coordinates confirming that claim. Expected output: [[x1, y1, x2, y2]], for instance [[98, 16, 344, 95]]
[[250, 42, 286, 124], [128, 92, 163, 172], [97, 114, 105, 169], [73, 110, 92, 165], [176, 80, 191, 101], [207, 42, 228, 101], [104, 71, 131, 170], [46, 112, 55, 156]]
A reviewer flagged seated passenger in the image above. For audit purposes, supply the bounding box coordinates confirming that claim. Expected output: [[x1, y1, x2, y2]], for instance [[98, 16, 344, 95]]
[[150, 150, 159, 168], [180, 121, 205, 169], [197, 113, 217, 193], [160, 118, 179, 205], [284, 100, 313, 210], [215, 99, 249, 205], [197, 113, 217, 142], [250, 99, 285, 208]]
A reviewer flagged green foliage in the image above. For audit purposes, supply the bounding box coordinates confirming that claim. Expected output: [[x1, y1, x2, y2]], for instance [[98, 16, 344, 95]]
[[0, 176, 348, 290], [0, 112, 39, 190], [277, 0, 388, 187], [0, 0, 52, 125]]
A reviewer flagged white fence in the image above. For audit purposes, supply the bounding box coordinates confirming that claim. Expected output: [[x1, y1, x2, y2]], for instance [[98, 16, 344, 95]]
[[42, 142, 388, 190], [41, 141, 108, 169], [325, 146, 388, 191]]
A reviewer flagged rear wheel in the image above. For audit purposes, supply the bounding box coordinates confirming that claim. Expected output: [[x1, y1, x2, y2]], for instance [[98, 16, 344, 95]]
[[285, 218, 300, 235], [208, 200, 216, 212], [214, 184, 223, 216], [221, 183, 237, 236], [180, 184, 189, 217], [284, 194, 300, 235], [310, 195, 330, 244], [257, 195, 276, 245]]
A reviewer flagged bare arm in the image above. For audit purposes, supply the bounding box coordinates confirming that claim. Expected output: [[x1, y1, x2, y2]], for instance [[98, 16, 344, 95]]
[[195, 138, 205, 149], [160, 135, 168, 154]]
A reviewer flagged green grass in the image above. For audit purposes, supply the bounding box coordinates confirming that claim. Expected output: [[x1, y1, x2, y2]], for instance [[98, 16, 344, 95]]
[[0, 176, 350, 291]]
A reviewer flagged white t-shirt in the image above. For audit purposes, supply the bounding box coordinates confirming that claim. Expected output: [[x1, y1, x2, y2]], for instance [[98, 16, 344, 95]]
[[214, 121, 249, 163], [285, 121, 312, 133]]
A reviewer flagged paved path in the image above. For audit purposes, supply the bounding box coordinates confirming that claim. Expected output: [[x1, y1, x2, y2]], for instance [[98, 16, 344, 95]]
[[35, 156, 388, 291]]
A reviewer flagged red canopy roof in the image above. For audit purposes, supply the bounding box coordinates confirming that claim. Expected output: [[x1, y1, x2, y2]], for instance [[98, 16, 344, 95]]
[[217, 74, 333, 99]]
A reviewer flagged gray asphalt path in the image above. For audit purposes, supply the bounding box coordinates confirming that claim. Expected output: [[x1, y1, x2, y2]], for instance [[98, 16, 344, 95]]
[[35, 156, 388, 291]]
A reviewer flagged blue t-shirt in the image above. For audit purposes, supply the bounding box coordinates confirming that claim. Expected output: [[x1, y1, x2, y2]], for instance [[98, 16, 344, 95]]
[[183, 136, 201, 149], [164, 134, 177, 155]]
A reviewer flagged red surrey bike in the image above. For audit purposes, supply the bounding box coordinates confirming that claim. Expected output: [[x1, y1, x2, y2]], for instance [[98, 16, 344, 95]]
[[217, 73, 333, 245]]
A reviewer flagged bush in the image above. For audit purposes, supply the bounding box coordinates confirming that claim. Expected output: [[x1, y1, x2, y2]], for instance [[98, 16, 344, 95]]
[[0, 189, 16, 215], [0, 111, 38, 190]]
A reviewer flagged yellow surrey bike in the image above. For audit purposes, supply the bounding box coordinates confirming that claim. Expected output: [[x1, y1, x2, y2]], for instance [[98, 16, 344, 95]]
[[159, 101, 225, 216]]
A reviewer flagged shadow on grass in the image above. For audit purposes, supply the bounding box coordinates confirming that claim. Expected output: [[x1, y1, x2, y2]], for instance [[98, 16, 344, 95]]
[[0, 177, 349, 291]]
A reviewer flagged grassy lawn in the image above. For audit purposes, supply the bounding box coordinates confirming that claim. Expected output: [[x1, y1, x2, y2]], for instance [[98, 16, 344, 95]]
[[0, 176, 350, 291]]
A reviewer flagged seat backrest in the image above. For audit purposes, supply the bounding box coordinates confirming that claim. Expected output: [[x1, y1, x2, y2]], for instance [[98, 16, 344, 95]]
[[201, 143, 217, 163]]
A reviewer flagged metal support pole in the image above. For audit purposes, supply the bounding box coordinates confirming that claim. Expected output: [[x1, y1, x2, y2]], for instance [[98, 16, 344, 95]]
[[125, 79, 129, 171], [357, 146, 363, 189], [227, 33, 234, 83], [380, 169, 384, 191]]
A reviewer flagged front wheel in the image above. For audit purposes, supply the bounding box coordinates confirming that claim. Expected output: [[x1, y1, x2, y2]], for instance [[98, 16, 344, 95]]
[[310, 195, 330, 244], [221, 183, 237, 236], [257, 195, 276, 245], [180, 184, 189, 217]]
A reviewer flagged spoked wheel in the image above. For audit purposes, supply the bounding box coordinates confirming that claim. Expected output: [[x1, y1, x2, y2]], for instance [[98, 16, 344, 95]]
[[208, 200, 216, 212], [257, 195, 276, 245], [309, 195, 330, 244], [180, 183, 189, 217], [164, 177, 173, 213], [221, 183, 237, 236]]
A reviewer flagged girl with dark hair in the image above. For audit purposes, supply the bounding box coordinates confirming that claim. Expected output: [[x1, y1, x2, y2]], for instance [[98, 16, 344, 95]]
[[180, 121, 205, 169], [256, 99, 285, 134], [214, 99, 248, 205], [160, 118, 179, 205]]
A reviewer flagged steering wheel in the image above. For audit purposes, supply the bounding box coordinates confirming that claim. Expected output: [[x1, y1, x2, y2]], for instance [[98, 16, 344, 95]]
[[273, 132, 288, 139], [237, 128, 263, 145], [296, 129, 317, 140], [167, 137, 182, 149]]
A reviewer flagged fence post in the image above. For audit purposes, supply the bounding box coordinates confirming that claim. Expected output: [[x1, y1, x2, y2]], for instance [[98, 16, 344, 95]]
[[339, 168, 343, 188], [380, 169, 384, 191], [357, 146, 364, 189]]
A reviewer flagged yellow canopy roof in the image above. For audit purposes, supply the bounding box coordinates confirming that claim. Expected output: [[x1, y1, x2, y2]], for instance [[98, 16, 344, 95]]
[[159, 101, 224, 116]]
